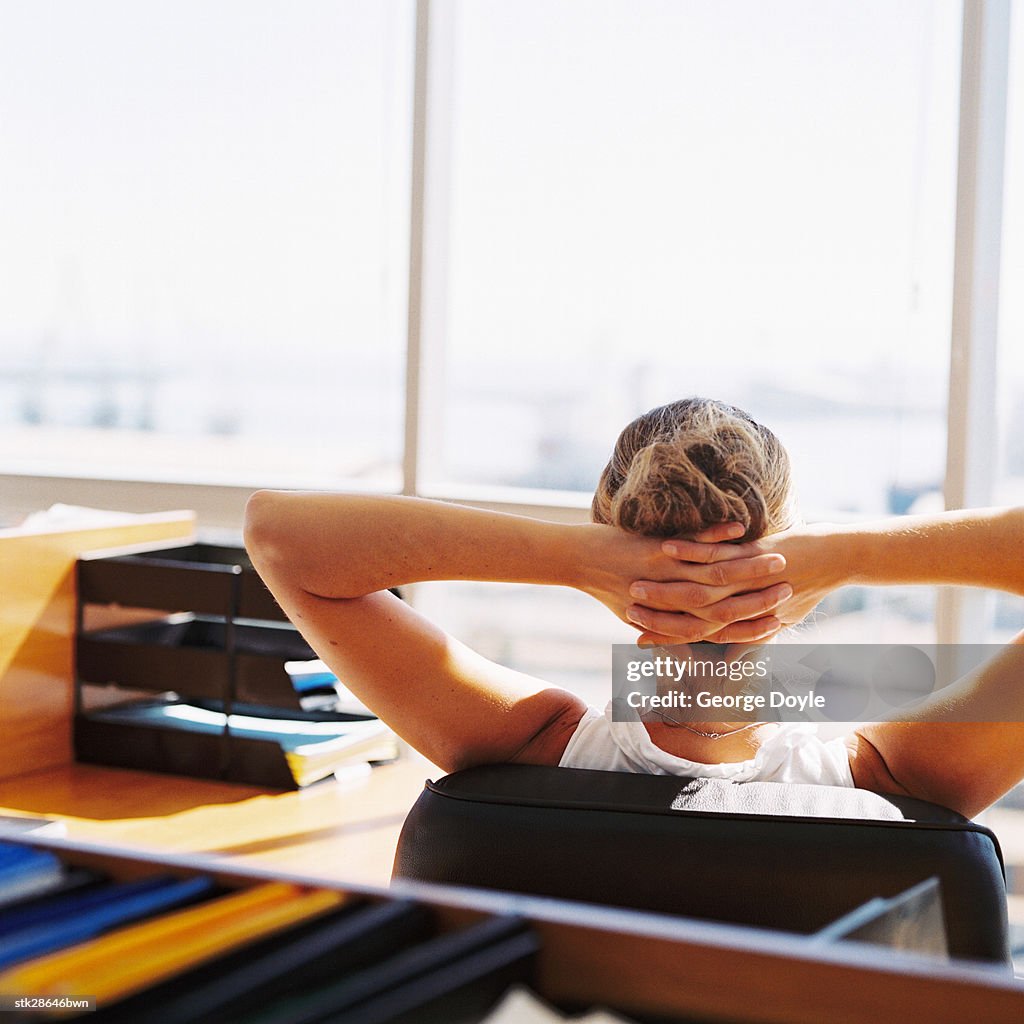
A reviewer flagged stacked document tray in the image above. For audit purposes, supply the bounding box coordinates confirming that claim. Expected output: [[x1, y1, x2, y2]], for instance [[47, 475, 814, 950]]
[[74, 541, 396, 788]]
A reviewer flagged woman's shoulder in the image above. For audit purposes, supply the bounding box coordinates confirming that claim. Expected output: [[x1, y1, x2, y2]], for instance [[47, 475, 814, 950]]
[[507, 693, 591, 768]]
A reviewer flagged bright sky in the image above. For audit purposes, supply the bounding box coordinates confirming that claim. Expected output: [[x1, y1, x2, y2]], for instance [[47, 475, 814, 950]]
[[447, 0, 963, 372], [0, 0, 969, 366], [0, 0, 412, 363]]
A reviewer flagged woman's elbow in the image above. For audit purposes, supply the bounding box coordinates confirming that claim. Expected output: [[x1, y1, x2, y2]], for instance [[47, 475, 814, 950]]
[[243, 490, 294, 576], [245, 490, 369, 599]]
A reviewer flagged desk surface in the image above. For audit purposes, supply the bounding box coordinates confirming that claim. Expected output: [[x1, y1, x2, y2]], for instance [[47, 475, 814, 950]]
[[0, 756, 434, 887], [6, 759, 1024, 1023]]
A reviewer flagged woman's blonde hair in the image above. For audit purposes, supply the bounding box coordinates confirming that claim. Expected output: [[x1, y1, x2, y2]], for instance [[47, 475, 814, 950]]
[[592, 398, 795, 541]]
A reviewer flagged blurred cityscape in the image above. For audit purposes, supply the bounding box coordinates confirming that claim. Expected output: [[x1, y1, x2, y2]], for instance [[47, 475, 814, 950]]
[[3, 339, 1022, 680], [4, 342, 1022, 509]]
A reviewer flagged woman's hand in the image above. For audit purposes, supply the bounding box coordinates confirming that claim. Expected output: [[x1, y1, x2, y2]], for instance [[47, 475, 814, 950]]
[[577, 521, 795, 644], [624, 522, 849, 645], [754, 523, 850, 626]]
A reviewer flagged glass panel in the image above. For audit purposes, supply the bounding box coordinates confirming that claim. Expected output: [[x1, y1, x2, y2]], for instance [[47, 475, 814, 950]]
[[992, 8, 1024, 907], [994, 0, 1024, 644], [440, 0, 961, 518], [0, 0, 413, 487], [426, 0, 962, 659]]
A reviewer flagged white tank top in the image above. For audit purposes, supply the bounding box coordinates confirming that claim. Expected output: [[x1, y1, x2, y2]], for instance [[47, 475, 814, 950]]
[[559, 699, 855, 788]]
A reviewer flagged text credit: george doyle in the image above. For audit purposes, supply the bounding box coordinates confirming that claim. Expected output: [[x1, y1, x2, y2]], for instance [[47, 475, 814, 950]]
[[610, 643, 1016, 723]]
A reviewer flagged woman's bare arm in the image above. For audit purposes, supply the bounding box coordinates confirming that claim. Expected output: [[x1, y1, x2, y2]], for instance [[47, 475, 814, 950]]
[[243, 491, 792, 770], [628, 506, 1024, 641], [853, 635, 1024, 818], [820, 505, 1024, 592], [800, 507, 1024, 815]]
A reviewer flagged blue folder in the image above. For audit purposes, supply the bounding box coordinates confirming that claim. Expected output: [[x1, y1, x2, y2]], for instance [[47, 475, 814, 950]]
[[0, 844, 63, 906], [0, 874, 215, 970], [0, 873, 167, 939]]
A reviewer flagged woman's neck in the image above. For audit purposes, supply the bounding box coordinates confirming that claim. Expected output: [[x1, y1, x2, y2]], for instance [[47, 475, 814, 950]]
[[640, 713, 773, 764]]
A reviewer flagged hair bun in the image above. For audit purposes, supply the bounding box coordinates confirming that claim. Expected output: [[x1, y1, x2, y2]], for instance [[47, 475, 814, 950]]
[[610, 435, 768, 540], [592, 398, 793, 541]]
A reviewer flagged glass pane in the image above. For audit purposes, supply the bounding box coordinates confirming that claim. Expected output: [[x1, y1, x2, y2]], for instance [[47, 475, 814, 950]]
[[0, 0, 413, 487], [422, 0, 963, 672], [994, 3, 1024, 643], [438, 0, 960, 519], [991, 1, 1024, 878]]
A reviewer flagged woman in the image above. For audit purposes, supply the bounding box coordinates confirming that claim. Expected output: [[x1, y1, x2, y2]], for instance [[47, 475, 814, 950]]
[[244, 398, 1024, 818]]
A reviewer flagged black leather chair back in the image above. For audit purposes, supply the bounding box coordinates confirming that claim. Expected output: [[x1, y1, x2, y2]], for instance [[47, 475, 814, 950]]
[[393, 764, 1010, 964]]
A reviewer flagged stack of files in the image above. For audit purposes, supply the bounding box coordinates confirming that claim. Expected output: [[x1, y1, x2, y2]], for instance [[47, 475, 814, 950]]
[[96, 907, 536, 1023], [0, 880, 346, 1008], [87, 899, 539, 1024], [93, 900, 435, 1023], [0, 874, 217, 972], [226, 914, 538, 1024], [0, 841, 545, 1024], [89, 700, 399, 786]]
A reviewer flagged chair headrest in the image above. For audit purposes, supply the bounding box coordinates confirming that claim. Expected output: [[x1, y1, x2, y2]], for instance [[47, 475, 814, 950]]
[[427, 763, 976, 826]]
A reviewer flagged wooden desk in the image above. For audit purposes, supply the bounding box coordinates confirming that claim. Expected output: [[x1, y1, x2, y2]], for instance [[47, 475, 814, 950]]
[[0, 756, 434, 887], [0, 510, 195, 780], [6, 749, 1024, 1021], [17, 814, 1024, 1024]]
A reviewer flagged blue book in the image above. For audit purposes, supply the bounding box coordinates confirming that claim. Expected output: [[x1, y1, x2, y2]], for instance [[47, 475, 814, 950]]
[[284, 661, 373, 714], [0, 874, 215, 970], [0, 844, 63, 908]]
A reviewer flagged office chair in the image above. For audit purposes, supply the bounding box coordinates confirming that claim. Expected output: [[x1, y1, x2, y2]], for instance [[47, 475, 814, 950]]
[[394, 764, 1010, 964]]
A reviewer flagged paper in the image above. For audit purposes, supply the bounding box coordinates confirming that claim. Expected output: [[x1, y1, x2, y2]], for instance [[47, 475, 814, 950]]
[[0, 815, 66, 840], [482, 986, 639, 1023], [18, 504, 151, 530], [285, 659, 375, 714]]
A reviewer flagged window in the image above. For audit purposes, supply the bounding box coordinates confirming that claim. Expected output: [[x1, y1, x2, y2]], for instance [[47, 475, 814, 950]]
[[424, 0, 962, 656], [3, 0, 1017, 686], [437, 0, 961, 524], [0, 0, 413, 487]]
